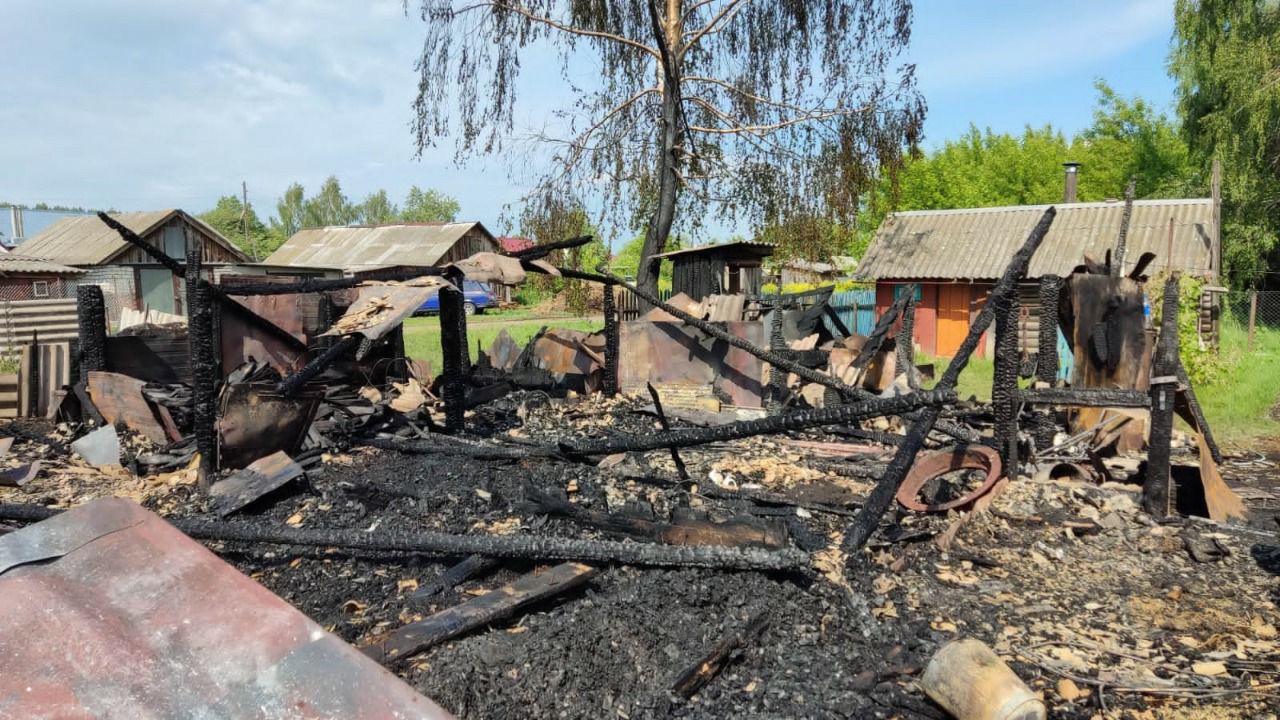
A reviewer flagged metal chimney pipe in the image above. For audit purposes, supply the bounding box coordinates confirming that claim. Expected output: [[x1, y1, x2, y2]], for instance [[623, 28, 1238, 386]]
[[1062, 162, 1081, 203]]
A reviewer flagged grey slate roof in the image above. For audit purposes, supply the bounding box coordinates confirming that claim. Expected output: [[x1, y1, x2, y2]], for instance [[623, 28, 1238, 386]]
[[855, 199, 1215, 281], [14, 210, 248, 266], [264, 222, 495, 272], [0, 254, 84, 275]]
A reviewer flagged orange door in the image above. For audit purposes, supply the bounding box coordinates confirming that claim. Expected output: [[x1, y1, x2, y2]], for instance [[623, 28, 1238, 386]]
[[936, 285, 970, 358]]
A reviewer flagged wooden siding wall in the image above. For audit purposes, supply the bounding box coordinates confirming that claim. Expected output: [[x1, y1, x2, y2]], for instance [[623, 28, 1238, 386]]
[[114, 217, 243, 265], [439, 228, 499, 266], [875, 281, 998, 359]]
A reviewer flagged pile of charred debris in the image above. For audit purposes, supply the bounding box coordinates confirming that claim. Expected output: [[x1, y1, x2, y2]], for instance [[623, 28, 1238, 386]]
[[2, 207, 1279, 719]]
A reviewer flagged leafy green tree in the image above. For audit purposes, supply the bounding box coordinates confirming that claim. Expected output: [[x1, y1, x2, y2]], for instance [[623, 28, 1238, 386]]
[[1172, 0, 1280, 286], [273, 183, 305, 237], [857, 84, 1196, 254], [401, 186, 460, 223], [199, 195, 274, 260], [302, 176, 356, 228], [358, 189, 399, 225]]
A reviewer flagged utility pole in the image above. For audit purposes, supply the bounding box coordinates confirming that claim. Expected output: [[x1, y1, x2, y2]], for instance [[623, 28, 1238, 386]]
[[242, 180, 257, 261]]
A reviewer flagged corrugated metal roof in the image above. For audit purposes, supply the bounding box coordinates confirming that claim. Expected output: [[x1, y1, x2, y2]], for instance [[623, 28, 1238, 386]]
[[855, 199, 1215, 280], [0, 254, 84, 274], [264, 222, 495, 271], [13, 210, 248, 266], [651, 241, 776, 260]]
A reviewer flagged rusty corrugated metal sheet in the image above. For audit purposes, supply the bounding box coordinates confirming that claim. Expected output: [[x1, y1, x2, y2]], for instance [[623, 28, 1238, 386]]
[[14, 210, 248, 266], [264, 223, 498, 272], [0, 498, 452, 719], [619, 320, 765, 408], [856, 199, 1215, 281]]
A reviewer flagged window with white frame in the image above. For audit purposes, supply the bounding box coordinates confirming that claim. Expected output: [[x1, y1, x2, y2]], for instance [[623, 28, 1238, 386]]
[[32, 280, 49, 298]]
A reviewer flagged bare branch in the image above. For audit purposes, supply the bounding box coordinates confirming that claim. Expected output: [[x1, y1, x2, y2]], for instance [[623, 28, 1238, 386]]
[[683, 0, 751, 48], [479, 1, 662, 59]]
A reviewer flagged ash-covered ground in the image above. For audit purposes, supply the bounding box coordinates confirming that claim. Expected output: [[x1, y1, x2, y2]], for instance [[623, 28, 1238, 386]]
[[3, 397, 1280, 719]]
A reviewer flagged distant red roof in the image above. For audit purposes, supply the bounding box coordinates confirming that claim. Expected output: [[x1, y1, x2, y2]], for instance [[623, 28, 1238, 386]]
[[498, 236, 534, 253]]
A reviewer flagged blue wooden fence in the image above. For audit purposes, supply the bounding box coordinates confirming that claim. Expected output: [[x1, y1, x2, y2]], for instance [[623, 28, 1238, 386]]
[[823, 289, 877, 336]]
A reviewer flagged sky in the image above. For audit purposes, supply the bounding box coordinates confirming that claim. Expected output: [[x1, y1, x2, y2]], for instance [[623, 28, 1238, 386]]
[[0, 0, 1179, 243]]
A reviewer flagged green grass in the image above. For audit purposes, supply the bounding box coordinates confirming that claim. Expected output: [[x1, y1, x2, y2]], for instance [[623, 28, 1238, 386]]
[[916, 353, 995, 402], [1196, 323, 1280, 444], [404, 315, 602, 371]]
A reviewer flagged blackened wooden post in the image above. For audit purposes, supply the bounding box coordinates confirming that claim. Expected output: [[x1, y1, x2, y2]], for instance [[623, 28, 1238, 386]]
[[895, 295, 917, 390], [602, 283, 620, 396], [25, 330, 39, 417], [1033, 274, 1063, 451], [76, 284, 107, 373], [1144, 274, 1180, 517], [187, 247, 217, 490], [438, 278, 470, 433], [992, 292, 1021, 475], [766, 293, 786, 415]]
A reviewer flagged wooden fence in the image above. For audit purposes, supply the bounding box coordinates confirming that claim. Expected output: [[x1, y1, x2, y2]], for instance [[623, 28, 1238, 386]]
[[823, 289, 877, 336], [0, 298, 78, 356]]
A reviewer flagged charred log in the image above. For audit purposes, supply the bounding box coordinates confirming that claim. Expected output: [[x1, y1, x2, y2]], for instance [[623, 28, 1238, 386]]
[[1144, 275, 1180, 517], [407, 554, 500, 610], [438, 284, 470, 433], [274, 335, 361, 397], [992, 293, 1020, 475], [0, 503, 811, 571], [602, 284, 620, 397], [186, 248, 217, 488], [1019, 388, 1149, 408], [895, 294, 918, 391], [671, 612, 770, 699], [76, 284, 107, 374]]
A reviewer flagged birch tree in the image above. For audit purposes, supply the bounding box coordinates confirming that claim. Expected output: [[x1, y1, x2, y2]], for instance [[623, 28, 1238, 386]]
[[409, 0, 925, 293]]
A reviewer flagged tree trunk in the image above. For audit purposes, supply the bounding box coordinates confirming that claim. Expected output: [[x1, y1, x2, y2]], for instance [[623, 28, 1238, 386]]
[[635, 0, 683, 296]]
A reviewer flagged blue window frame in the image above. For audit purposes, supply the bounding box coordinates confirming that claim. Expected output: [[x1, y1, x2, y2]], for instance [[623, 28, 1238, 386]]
[[893, 284, 923, 302]]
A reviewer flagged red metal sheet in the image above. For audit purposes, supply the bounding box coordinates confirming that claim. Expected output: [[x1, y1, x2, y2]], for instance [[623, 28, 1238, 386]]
[[0, 498, 452, 719]]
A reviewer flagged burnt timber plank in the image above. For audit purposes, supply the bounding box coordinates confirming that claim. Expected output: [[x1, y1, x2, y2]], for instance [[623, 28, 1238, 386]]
[[361, 561, 597, 664]]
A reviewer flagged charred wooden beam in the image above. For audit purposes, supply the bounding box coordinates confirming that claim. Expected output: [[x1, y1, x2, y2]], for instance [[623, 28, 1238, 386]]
[[852, 286, 914, 377], [992, 293, 1021, 474], [1019, 388, 1150, 408], [646, 382, 689, 480], [767, 295, 787, 414], [1144, 274, 1180, 517], [438, 283, 470, 433], [362, 435, 564, 461], [1175, 361, 1222, 464], [672, 612, 769, 699], [0, 503, 811, 571], [273, 335, 361, 397], [363, 562, 598, 665], [406, 554, 500, 610], [76, 284, 107, 374], [823, 303, 853, 339], [186, 248, 217, 488], [1035, 275, 1063, 386], [844, 208, 1057, 555], [895, 294, 918, 391], [509, 235, 593, 261], [561, 389, 951, 457], [602, 284, 620, 397], [1114, 177, 1136, 276]]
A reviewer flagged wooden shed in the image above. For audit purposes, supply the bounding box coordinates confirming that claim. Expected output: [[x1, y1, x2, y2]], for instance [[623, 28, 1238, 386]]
[[651, 241, 775, 300], [14, 209, 250, 318], [856, 198, 1219, 358]]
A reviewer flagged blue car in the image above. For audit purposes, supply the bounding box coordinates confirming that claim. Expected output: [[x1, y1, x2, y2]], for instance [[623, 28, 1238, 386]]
[[414, 280, 495, 316]]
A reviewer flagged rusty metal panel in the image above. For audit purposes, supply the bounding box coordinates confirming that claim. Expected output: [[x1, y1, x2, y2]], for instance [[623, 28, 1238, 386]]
[[219, 301, 309, 377], [0, 498, 452, 719], [218, 383, 322, 469], [87, 370, 173, 443], [231, 293, 320, 343], [619, 320, 765, 408]]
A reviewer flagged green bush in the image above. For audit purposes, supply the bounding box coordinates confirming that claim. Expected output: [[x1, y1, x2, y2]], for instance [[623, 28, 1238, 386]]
[[1150, 273, 1224, 386], [760, 279, 870, 296]]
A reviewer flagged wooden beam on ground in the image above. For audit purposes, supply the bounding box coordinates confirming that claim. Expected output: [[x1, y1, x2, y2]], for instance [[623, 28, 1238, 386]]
[[361, 562, 597, 664], [672, 612, 770, 699]]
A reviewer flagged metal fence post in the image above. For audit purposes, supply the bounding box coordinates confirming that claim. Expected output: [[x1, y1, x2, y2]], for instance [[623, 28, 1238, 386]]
[[1248, 290, 1258, 352]]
